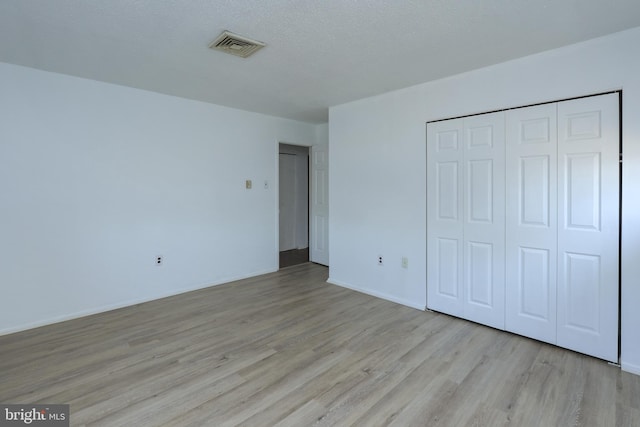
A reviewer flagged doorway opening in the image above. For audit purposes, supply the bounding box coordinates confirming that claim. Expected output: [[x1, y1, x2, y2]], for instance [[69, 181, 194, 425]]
[[279, 143, 310, 268]]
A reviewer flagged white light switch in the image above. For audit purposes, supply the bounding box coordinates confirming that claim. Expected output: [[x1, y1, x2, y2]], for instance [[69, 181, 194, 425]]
[[245, 180, 252, 189]]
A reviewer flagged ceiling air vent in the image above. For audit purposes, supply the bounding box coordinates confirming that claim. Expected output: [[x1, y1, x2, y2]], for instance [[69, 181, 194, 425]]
[[208, 31, 265, 58]]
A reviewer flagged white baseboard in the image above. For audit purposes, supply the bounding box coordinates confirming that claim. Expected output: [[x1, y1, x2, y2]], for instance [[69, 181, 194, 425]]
[[621, 361, 640, 376], [0, 268, 277, 337], [327, 277, 426, 311]]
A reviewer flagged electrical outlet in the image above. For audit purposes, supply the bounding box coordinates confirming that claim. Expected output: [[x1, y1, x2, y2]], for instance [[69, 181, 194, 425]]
[[156, 255, 163, 266], [378, 255, 383, 266], [402, 257, 408, 269]]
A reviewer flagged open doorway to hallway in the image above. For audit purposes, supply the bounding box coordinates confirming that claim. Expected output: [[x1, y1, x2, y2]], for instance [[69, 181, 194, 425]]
[[279, 143, 309, 268]]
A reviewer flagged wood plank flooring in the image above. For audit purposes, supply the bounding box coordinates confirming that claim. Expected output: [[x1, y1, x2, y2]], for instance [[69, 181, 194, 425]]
[[1, 263, 638, 426]]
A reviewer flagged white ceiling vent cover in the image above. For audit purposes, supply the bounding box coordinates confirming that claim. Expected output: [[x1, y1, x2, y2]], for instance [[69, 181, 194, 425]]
[[209, 31, 265, 58]]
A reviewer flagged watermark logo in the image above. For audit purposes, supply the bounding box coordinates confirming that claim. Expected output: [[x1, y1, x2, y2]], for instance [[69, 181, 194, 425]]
[[0, 405, 69, 426]]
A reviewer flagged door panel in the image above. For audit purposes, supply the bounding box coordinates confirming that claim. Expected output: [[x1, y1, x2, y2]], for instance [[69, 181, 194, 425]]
[[564, 252, 601, 332], [437, 162, 459, 220], [310, 144, 329, 266], [565, 153, 601, 230], [557, 93, 619, 362], [467, 241, 493, 307], [463, 112, 505, 328], [428, 119, 464, 317], [520, 156, 550, 227], [506, 104, 558, 344], [468, 159, 493, 223], [518, 247, 551, 320], [437, 238, 459, 298]]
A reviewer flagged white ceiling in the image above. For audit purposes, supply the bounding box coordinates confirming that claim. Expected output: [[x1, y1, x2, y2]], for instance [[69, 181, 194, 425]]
[[1, 1, 639, 123]]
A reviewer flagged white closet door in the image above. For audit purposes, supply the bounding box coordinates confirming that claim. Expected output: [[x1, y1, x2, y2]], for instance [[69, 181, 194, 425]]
[[462, 112, 505, 329], [427, 119, 464, 317], [505, 104, 558, 343], [428, 93, 619, 362], [427, 113, 505, 328], [556, 94, 619, 362]]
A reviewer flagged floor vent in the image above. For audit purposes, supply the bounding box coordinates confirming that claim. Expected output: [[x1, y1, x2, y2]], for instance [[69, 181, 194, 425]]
[[208, 31, 265, 58]]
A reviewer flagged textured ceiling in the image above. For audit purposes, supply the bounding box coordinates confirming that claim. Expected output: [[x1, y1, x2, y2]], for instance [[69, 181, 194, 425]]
[[1, 1, 640, 123]]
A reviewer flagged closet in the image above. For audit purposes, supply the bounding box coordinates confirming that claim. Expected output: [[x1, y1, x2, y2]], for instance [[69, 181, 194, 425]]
[[426, 93, 620, 362]]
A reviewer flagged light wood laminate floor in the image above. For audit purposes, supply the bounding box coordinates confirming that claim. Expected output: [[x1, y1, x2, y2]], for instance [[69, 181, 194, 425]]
[[1, 263, 638, 426]]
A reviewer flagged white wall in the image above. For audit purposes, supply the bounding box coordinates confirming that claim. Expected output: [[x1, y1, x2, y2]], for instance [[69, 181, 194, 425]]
[[0, 62, 317, 335], [329, 27, 640, 374], [315, 124, 328, 147]]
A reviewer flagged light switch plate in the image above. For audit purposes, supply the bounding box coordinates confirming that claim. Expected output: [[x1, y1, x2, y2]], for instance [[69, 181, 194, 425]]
[[246, 179, 252, 189]]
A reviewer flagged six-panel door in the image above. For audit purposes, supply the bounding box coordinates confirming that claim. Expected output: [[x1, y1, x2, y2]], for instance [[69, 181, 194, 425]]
[[427, 93, 620, 362], [505, 104, 558, 344], [556, 95, 619, 362], [427, 119, 465, 317], [462, 113, 505, 329], [427, 113, 506, 329]]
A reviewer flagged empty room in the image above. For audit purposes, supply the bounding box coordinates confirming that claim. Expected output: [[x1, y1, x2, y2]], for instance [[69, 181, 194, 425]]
[[1, 1, 640, 426]]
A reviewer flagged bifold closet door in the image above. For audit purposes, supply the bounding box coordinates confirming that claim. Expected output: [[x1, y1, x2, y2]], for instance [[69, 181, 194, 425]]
[[505, 93, 619, 361], [462, 113, 505, 329], [427, 113, 505, 329], [427, 118, 464, 318], [505, 104, 558, 344], [556, 94, 619, 362], [428, 93, 619, 362]]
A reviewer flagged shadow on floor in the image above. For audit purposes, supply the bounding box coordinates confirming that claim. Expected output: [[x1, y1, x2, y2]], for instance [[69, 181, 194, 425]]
[[279, 247, 309, 268]]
